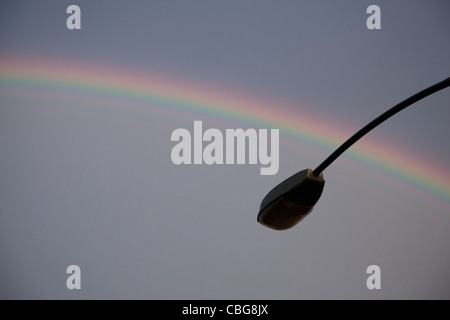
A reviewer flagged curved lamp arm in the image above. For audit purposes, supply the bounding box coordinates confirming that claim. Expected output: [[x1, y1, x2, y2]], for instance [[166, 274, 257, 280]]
[[313, 77, 450, 176]]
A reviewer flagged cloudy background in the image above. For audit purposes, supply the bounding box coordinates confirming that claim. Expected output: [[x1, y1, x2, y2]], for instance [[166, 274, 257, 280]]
[[1, 1, 449, 299]]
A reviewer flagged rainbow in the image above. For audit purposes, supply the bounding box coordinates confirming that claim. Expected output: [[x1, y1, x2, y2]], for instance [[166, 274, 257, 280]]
[[1, 55, 449, 213]]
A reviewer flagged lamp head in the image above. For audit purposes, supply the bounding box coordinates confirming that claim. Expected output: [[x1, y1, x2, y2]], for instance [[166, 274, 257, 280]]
[[258, 169, 325, 230]]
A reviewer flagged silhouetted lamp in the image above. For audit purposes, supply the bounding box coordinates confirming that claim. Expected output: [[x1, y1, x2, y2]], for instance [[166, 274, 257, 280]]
[[258, 77, 450, 230]]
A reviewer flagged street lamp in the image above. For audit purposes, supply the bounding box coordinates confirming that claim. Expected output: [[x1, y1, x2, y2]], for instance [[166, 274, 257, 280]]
[[258, 77, 450, 230]]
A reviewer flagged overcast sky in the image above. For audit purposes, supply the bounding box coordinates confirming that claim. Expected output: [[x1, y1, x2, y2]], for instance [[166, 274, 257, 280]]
[[1, 1, 449, 299]]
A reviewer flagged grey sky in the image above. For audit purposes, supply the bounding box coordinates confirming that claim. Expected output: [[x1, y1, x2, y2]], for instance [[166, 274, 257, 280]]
[[1, 1, 449, 299]]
